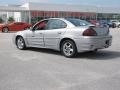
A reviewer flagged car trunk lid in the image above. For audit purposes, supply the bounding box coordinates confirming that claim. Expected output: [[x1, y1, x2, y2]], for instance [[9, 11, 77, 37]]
[[89, 26, 109, 36]]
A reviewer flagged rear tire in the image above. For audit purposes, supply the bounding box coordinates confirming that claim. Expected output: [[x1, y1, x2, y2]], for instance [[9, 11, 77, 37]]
[[2, 27, 9, 33], [16, 37, 26, 50], [61, 40, 77, 58]]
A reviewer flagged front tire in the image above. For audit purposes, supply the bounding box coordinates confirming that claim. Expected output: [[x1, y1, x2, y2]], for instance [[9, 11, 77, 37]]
[[16, 37, 26, 50], [2, 27, 9, 33], [61, 40, 77, 58]]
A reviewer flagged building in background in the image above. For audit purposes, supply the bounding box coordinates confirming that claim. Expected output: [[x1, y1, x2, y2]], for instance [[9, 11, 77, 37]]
[[0, 2, 120, 24]]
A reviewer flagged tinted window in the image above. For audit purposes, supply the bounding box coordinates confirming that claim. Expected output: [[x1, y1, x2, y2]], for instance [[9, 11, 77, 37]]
[[46, 19, 67, 30], [66, 18, 91, 26], [14, 22, 24, 25]]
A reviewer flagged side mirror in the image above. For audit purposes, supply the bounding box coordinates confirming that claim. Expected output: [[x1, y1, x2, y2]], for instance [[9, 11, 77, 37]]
[[30, 27, 34, 31]]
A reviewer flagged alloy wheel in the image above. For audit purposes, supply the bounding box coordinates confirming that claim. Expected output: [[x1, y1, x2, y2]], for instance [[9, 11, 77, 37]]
[[61, 40, 77, 57], [3, 27, 9, 33], [16, 37, 26, 50]]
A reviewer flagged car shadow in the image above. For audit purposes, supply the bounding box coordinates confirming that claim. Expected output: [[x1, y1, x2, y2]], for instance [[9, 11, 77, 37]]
[[27, 48, 120, 60], [27, 48, 62, 56], [76, 50, 120, 60]]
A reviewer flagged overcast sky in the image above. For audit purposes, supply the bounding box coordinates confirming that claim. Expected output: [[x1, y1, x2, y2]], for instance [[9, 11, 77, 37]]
[[0, 0, 119, 7]]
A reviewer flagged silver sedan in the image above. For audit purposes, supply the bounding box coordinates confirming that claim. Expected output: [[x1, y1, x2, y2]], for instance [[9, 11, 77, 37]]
[[13, 18, 112, 57]]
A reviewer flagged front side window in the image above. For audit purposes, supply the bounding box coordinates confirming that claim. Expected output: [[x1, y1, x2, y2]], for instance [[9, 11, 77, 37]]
[[14, 22, 24, 25], [46, 19, 67, 30], [33, 20, 48, 30]]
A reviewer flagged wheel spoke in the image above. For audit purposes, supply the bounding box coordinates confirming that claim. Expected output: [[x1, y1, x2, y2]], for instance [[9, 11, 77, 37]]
[[63, 42, 74, 56], [17, 38, 24, 49], [70, 48, 73, 52], [68, 43, 72, 48]]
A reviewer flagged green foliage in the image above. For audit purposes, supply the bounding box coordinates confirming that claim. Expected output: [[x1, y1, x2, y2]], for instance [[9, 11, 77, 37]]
[[8, 17, 15, 23], [0, 17, 3, 23]]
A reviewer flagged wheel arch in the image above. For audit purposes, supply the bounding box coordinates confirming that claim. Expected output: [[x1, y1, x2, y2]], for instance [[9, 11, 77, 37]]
[[59, 38, 77, 51], [15, 35, 23, 45], [15, 35, 27, 50]]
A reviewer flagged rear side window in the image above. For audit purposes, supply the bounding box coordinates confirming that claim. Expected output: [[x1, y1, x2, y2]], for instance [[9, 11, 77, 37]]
[[46, 19, 67, 30], [66, 18, 91, 26]]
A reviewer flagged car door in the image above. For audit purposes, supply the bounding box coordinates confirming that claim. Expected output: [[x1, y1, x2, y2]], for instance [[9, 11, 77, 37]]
[[44, 19, 67, 49], [26, 20, 48, 47], [10, 22, 24, 31]]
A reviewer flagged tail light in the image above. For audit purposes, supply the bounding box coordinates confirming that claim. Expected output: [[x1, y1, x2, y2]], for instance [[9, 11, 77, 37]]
[[83, 28, 97, 36]]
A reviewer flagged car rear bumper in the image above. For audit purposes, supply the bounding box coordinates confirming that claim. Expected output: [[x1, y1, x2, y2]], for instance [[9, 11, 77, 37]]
[[74, 35, 112, 52]]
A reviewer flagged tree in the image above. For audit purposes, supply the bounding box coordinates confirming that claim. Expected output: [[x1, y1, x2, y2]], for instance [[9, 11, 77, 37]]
[[8, 17, 15, 23], [0, 17, 3, 23]]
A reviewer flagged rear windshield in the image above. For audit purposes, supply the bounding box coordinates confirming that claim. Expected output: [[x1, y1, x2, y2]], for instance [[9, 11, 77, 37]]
[[66, 18, 92, 26]]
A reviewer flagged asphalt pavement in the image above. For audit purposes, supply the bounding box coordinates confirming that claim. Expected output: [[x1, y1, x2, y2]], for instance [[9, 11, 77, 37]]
[[0, 28, 120, 90]]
